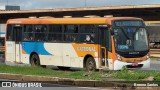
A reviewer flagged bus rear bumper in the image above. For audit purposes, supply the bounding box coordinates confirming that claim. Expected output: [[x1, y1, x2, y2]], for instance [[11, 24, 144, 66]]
[[113, 58, 150, 70]]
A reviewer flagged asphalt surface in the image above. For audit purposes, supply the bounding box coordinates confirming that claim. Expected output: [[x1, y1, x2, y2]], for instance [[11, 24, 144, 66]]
[[0, 79, 117, 90], [0, 88, 116, 90], [139, 60, 160, 71]]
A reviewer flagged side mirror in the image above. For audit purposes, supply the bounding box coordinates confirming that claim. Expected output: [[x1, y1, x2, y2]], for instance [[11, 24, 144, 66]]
[[110, 30, 114, 35]]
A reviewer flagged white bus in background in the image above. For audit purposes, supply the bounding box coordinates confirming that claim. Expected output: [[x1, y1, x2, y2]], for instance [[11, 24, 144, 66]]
[[145, 21, 160, 48], [0, 24, 6, 53]]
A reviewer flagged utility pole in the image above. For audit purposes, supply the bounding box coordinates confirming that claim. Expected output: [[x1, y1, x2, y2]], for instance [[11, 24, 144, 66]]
[[7, 0, 8, 6], [85, 0, 87, 7]]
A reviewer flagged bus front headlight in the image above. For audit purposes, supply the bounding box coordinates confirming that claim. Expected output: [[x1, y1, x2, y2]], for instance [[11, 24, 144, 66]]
[[117, 54, 122, 61], [146, 54, 149, 59]]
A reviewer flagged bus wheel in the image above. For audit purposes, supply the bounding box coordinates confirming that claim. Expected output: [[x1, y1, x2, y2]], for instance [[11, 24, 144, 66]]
[[86, 57, 96, 71], [30, 54, 40, 66], [30, 54, 46, 68], [58, 66, 70, 70]]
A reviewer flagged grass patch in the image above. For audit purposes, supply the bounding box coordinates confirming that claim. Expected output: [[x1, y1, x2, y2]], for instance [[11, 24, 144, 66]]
[[150, 57, 160, 60], [109, 68, 160, 81], [0, 64, 102, 80], [1, 64, 160, 81]]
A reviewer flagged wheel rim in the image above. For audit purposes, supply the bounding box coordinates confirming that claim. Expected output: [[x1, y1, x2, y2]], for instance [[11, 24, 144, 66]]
[[33, 58, 38, 65], [31, 55, 39, 66], [87, 60, 95, 70]]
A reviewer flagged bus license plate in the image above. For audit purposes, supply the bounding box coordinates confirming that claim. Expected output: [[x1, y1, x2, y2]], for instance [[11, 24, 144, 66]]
[[131, 63, 138, 66]]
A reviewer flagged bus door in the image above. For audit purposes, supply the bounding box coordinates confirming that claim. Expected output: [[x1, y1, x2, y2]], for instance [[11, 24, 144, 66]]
[[13, 26, 23, 63], [99, 28, 108, 67]]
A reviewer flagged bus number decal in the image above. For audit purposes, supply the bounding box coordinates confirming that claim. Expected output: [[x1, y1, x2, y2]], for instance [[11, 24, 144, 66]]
[[78, 47, 96, 52]]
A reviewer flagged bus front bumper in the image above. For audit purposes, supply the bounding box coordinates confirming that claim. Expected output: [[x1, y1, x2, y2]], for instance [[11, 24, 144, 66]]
[[113, 58, 150, 70]]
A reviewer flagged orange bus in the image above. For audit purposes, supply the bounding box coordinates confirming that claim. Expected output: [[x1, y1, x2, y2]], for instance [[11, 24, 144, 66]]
[[5, 17, 150, 70]]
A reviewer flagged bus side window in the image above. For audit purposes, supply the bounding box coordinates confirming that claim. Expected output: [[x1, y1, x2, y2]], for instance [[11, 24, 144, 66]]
[[34, 25, 40, 41], [34, 25, 48, 41], [55, 25, 62, 42], [79, 25, 96, 43], [23, 25, 34, 41], [41, 25, 48, 41], [6, 24, 13, 41], [48, 25, 54, 41], [74, 25, 79, 42], [48, 25, 62, 42], [23, 34, 29, 41], [64, 25, 78, 42]]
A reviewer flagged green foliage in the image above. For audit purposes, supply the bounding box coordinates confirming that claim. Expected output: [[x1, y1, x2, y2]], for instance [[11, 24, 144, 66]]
[[0, 65, 101, 80], [150, 57, 160, 60], [0, 65, 160, 81], [110, 70, 160, 81], [121, 66, 128, 73]]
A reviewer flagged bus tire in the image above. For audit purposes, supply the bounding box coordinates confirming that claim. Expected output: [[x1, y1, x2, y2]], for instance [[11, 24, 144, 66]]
[[30, 54, 46, 68], [86, 57, 96, 71], [41, 65, 46, 68], [30, 54, 40, 66], [57, 66, 70, 70]]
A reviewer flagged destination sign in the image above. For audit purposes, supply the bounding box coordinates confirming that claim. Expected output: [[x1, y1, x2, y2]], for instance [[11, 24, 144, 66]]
[[114, 20, 143, 27]]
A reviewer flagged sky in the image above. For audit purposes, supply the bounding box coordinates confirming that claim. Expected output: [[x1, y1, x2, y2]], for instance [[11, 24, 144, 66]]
[[0, 0, 160, 10]]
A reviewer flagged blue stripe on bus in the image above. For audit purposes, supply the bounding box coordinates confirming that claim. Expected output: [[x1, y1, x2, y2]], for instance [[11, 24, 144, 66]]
[[0, 32, 5, 34], [22, 42, 52, 55]]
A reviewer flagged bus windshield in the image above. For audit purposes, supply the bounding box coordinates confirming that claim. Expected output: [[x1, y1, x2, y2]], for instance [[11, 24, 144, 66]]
[[114, 27, 149, 53]]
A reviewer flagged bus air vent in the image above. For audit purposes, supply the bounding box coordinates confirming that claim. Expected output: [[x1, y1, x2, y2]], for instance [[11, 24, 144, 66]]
[[28, 16, 37, 18], [39, 16, 54, 18], [104, 15, 113, 18], [83, 15, 100, 18], [63, 16, 72, 18]]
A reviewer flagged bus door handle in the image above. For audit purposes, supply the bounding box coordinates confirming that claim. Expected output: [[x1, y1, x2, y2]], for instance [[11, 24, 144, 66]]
[[101, 47, 107, 67]]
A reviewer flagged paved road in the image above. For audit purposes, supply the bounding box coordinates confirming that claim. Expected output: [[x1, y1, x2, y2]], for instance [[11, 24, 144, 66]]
[[140, 60, 160, 71], [0, 79, 118, 90], [150, 61, 160, 71], [0, 88, 117, 90]]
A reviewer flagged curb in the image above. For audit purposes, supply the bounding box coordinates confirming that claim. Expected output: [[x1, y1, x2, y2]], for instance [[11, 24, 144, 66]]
[[1, 73, 160, 90], [0, 73, 133, 88]]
